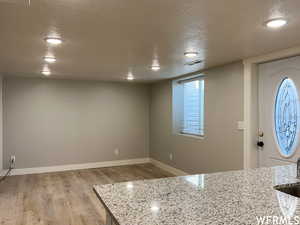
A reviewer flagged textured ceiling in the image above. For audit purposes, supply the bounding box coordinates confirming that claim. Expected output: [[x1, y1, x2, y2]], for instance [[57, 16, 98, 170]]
[[1, 0, 300, 82]]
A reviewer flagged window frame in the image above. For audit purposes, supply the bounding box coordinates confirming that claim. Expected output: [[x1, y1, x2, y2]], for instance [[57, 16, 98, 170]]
[[172, 75, 205, 139]]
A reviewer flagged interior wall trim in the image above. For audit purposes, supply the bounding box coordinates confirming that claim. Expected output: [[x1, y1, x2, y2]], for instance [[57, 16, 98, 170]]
[[0, 158, 189, 176], [1, 158, 151, 176], [150, 158, 188, 176]]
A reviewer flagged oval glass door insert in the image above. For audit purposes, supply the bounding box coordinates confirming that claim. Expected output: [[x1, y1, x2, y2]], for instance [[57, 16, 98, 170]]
[[274, 78, 300, 157]]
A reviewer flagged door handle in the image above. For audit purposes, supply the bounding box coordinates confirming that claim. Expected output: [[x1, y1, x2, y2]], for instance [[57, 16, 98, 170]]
[[257, 141, 264, 147]]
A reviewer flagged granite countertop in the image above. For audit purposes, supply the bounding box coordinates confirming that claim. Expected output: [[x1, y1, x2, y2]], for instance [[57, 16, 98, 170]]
[[94, 165, 300, 225]]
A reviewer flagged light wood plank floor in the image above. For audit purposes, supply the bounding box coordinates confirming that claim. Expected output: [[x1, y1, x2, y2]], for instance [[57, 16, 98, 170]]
[[0, 164, 173, 225]]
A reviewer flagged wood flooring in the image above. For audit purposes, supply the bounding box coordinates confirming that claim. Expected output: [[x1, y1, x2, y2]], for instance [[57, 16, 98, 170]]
[[0, 164, 173, 225]]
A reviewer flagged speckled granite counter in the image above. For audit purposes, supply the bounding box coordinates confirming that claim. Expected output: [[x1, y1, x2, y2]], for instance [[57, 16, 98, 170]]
[[94, 165, 300, 225]]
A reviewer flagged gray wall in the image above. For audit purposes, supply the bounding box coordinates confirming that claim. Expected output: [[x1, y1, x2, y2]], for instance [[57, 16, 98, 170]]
[[3, 77, 149, 169], [150, 62, 244, 174], [0, 75, 2, 170], [3, 62, 244, 172]]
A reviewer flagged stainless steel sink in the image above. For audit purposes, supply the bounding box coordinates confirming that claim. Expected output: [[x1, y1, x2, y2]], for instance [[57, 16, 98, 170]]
[[274, 183, 300, 198]]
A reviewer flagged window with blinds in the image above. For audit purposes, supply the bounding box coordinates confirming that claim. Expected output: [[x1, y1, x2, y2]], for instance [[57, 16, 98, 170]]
[[180, 79, 204, 136]]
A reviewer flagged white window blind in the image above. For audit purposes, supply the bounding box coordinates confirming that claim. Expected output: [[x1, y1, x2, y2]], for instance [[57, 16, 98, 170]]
[[181, 79, 204, 136]]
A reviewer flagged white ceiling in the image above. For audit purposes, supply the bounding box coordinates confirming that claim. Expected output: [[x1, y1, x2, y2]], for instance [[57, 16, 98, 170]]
[[1, 0, 300, 82]]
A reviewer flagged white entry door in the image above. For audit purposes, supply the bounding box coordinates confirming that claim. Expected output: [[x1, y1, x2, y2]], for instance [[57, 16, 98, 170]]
[[258, 56, 300, 167]]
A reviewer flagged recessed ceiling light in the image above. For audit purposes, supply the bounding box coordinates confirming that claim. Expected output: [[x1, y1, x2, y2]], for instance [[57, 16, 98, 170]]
[[151, 65, 160, 71], [265, 18, 287, 28], [45, 37, 63, 45], [43, 56, 56, 63], [184, 52, 198, 58], [41, 70, 51, 76]]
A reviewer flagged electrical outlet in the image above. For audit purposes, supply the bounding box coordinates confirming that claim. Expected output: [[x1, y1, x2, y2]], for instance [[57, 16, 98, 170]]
[[169, 153, 173, 161], [114, 148, 120, 156], [10, 155, 16, 168]]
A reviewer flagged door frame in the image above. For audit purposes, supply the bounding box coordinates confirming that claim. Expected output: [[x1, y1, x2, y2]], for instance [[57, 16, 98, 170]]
[[243, 46, 300, 169]]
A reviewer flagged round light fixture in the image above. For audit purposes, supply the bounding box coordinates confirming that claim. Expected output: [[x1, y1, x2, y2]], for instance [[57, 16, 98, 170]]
[[41, 70, 51, 76], [151, 65, 160, 71], [184, 52, 198, 58], [43, 56, 56, 63], [45, 37, 63, 45], [265, 18, 287, 28]]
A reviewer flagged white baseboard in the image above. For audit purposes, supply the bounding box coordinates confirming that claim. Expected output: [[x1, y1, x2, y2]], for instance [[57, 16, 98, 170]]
[[0, 157, 188, 177], [4, 158, 150, 176], [150, 158, 188, 176]]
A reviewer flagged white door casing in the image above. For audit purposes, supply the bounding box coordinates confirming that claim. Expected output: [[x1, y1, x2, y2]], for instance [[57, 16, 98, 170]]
[[243, 46, 300, 169], [258, 56, 300, 167]]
